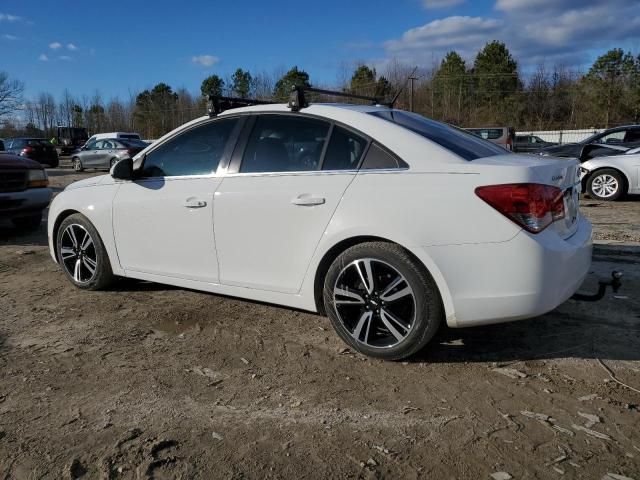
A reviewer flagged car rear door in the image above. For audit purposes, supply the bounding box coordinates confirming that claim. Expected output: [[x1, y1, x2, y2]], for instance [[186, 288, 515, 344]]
[[213, 114, 368, 294], [112, 117, 242, 282]]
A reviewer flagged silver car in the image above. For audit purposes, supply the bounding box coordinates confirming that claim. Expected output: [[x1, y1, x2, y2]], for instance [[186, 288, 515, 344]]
[[581, 146, 640, 200], [71, 138, 148, 172]]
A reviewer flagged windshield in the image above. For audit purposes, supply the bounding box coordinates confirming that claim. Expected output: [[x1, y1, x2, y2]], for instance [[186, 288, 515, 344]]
[[368, 110, 507, 161]]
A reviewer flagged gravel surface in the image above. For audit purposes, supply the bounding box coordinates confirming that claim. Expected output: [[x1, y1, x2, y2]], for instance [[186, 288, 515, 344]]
[[0, 167, 638, 479]]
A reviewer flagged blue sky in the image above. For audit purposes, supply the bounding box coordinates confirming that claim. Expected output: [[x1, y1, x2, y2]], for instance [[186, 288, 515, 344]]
[[1, 0, 639, 101]]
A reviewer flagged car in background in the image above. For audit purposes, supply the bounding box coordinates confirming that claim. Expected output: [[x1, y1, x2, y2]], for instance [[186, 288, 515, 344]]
[[4, 138, 59, 168], [56, 126, 89, 155], [580, 146, 640, 201], [71, 138, 148, 172], [465, 127, 515, 151], [48, 102, 591, 360], [85, 132, 141, 146], [0, 152, 52, 230], [514, 134, 556, 153], [539, 125, 640, 158]]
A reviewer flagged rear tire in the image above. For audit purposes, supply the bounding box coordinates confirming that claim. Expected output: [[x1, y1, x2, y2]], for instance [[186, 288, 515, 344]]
[[587, 168, 625, 201], [323, 242, 442, 360], [56, 213, 115, 290], [11, 213, 42, 231], [72, 157, 83, 172]]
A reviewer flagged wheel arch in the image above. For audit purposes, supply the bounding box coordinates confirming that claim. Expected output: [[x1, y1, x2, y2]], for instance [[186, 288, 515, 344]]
[[312, 235, 454, 322], [585, 166, 630, 195]]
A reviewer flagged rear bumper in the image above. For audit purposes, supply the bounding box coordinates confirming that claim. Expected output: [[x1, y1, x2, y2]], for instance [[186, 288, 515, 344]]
[[423, 216, 593, 328], [0, 187, 52, 218]]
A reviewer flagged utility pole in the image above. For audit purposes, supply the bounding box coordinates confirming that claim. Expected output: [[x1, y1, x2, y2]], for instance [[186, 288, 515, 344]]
[[409, 75, 417, 112]]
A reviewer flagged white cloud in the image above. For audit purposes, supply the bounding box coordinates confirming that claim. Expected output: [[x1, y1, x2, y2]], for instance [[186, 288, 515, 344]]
[[423, 0, 464, 8], [38, 54, 48, 61], [383, 0, 640, 69], [49, 41, 62, 50], [191, 55, 219, 67], [0, 13, 21, 22], [2, 34, 17, 40], [67, 43, 77, 50], [59, 55, 72, 61]]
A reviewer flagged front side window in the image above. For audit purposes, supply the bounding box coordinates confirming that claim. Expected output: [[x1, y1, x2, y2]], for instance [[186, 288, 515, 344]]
[[370, 110, 506, 161], [595, 131, 625, 144], [240, 115, 330, 173], [140, 118, 238, 178], [322, 126, 367, 171]]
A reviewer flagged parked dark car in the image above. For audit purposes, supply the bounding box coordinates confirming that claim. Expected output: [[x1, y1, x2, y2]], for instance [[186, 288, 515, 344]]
[[538, 125, 640, 158], [71, 138, 149, 171], [513, 134, 556, 153], [0, 152, 52, 230], [4, 138, 59, 167]]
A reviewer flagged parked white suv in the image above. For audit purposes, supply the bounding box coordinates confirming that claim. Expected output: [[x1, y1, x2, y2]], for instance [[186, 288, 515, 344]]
[[85, 132, 141, 145], [47, 102, 591, 360]]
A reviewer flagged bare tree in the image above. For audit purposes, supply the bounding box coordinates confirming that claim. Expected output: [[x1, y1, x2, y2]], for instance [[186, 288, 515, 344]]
[[0, 72, 24, 119]]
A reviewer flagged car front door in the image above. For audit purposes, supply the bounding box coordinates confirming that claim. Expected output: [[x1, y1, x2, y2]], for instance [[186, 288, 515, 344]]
[[214, 114, 368, 293], [112, 117, 242, 282], [82, 140, 101, 167]]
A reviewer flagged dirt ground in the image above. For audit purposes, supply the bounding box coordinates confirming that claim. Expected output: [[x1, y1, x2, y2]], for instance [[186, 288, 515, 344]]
[[0, 167, 639, 479]]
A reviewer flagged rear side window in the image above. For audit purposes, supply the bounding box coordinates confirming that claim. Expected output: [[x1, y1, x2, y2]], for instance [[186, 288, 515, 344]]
[[370, 110, 506, 161], [361, 143, 407, 169], [322, 126, 367, 171], [240, 115, 330, 173], [468, 128, 503, 140], [141, 118, 238, 177]]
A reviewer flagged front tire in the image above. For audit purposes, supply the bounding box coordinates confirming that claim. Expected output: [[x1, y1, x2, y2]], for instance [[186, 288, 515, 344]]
[[56, 214, 115, 290], [587, 168, 625, 201], [72, 157, 83, 172], [323, 242, 442, 360]]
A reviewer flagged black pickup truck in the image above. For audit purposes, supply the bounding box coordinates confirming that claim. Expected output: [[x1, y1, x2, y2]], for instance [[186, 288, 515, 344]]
[[0, 152, 52, 230]]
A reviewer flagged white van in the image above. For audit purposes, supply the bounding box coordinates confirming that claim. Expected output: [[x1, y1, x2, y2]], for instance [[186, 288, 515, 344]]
[[85, 132, 141, 145]]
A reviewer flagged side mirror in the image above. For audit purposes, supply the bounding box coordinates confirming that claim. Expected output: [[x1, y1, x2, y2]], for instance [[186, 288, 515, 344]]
[[111, 157, 134, 180]]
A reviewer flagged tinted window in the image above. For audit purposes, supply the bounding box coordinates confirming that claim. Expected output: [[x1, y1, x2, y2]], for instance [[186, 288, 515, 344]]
[[624, 129, 640, 142], [240, 115, 330, 173], [141, 119, 237, 177], [120, 134, 140, 140], [361, 143, 408, 169], [322, 126, 367, 170], [369, 110, 506, 161], [119, 139, 148, 148]]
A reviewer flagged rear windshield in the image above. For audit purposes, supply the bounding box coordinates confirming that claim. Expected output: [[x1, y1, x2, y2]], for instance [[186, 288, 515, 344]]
[[369, 110, 506, 161], [120, 134, 140, 140]]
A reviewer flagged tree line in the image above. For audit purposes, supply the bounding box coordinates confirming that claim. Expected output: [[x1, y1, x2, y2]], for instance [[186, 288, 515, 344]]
[[1, 41, 639, 140]]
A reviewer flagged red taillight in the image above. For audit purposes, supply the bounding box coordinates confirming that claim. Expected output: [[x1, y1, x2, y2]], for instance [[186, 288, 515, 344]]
[[20, 146, 34, 155], [506, 137, 513, 151], [475, 183, 565, 233], [127, 148, 136, 155]]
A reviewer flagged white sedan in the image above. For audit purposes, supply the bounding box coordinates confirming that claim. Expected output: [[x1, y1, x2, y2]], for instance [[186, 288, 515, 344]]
[[48, 103, 592, 360], [580, 146, 640, 201]]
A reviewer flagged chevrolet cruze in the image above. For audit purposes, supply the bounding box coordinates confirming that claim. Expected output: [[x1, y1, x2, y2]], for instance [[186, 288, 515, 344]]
[[48, 102, 592, 360]]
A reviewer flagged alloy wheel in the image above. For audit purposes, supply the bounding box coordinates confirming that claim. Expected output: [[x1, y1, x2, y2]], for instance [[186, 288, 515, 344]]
[[73, 158, 82, 172], [60, 224, 98, 284], [591, 174, 619, 198], [333, 258, 416, 348]]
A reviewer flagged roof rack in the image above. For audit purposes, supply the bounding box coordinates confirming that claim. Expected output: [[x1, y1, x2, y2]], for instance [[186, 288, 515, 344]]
[[288, 86, 384, 112], [207, 94, 273, 117]]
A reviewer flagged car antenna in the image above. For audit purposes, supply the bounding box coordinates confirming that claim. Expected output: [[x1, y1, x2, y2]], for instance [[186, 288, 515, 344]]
[[389, 66, 418, 108]]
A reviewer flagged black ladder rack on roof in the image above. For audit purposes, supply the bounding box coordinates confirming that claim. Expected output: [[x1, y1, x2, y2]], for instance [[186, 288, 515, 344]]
[[288, 86, 386, 112], [207, 94, 273, 117]]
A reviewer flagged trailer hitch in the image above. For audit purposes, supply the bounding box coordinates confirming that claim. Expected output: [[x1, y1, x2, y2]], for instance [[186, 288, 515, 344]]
[[571, 271, 623, 302]]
